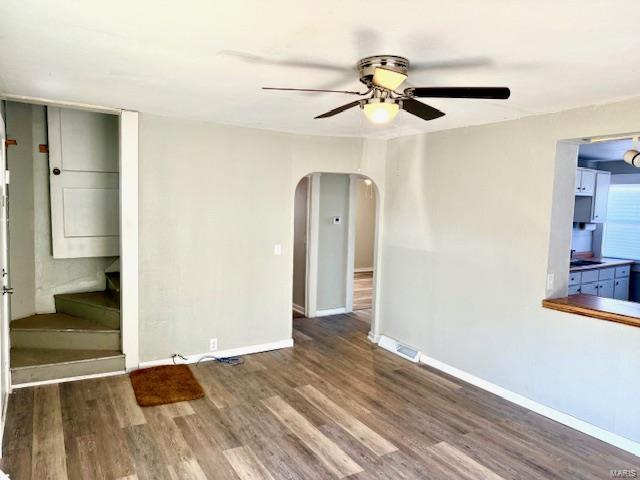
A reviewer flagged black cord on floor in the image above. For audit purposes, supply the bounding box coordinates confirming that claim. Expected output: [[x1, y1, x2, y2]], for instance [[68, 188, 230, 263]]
[[170, 352, 244, 366]]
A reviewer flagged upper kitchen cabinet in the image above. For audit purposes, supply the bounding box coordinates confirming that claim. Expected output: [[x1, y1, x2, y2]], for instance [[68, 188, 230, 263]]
[[573, 168, 611, 223], [591, 171, 611, 222], [575, 167, 596, 196]]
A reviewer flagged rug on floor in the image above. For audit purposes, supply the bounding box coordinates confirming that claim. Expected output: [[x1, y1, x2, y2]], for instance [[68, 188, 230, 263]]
[[129, 364, 205, 406]]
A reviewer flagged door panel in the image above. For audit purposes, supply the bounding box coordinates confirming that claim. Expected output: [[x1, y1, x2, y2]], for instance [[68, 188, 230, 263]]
[[614, 277, 630, 300], [48, 107, 119, 258], [0, 110, 10, 425]]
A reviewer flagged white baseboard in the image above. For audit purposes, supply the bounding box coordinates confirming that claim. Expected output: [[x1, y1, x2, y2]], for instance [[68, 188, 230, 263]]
[[292, 303, 305, 315], [367, 331, 381, 343], [11, 369, 125, 390], [420, 353, 640, 457], [355, 267, 373, 273], [314, 307, 347, 317], [138, 338, 294, 369]]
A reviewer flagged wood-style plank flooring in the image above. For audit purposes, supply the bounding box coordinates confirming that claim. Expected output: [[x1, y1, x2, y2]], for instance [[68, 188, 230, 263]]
[[353, 272, 373, 311], [2, 311, 639, 479]]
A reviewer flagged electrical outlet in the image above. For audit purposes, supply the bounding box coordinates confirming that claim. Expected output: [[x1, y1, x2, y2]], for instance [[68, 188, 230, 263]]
[[546, 273, 555, 290], [209, 338, 218, 352]]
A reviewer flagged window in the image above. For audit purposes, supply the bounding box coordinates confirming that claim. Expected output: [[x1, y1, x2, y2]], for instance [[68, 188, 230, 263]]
[[602, 184, 640, 260]]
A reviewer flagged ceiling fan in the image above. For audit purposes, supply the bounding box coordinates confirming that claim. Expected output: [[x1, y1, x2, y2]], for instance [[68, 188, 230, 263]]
[[262, 55, 510, 125]]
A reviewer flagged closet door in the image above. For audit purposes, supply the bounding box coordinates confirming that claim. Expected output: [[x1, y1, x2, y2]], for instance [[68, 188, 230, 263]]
[[48, 107, 119, 258]]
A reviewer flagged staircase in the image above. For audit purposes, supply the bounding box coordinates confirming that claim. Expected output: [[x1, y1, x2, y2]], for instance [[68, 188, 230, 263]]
[[10, 272, 124, 385]]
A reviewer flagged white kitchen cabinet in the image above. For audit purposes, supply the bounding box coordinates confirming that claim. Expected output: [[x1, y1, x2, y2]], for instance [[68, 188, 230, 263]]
[[581, 283, 599, 295], [614, 277, 630, 300], [591, 171, 611, 223], [598, 279, 615, 298], [573, 168, 611, 223], [576, 168, 596, 196], [568, 285, 581, 295], [568, 263, 631, 299]]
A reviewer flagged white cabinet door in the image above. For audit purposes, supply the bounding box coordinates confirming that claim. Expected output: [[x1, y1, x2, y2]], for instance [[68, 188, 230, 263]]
[[579, 169, 596, 196], [614, 277, 630, 300], [48, 107, 119, 258], [575, 168, 583, 195], [591, 171, 610, 223], [581, 283, 599, 295], [598, 279, 615, 298], [568, 285, 581, 295]]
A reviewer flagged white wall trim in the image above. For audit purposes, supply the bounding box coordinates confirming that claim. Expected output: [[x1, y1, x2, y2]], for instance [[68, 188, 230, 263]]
[[120, 111, 139, 370], [11, 369, 124, 389], [367, 331, 381, 343], [315, 307, 347, 317], [137, 338, 294, 369], [292, 303, 305, 315], [306, 174, 321, 317], [0, 94, 121, 115], [345, 175, 357, 313], [420, 353, 640, 457], [355, 267, 374, 273]]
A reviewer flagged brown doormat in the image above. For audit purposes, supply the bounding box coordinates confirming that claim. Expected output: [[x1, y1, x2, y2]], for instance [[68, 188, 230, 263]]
[[129, 364, 205, 407]]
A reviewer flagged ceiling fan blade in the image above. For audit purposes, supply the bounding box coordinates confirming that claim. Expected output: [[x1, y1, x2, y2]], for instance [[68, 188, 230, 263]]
[[401, 98, 445, 121], [263, 87, 367, 95], [315, 100, 362, 119], [405, 86, 510, 99], [410, 57, 492, 72], [218, 50, 349, 72]]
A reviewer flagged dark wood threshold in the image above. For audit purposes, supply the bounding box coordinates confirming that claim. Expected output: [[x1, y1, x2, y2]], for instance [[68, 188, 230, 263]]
[[542, 294, 640, 328]]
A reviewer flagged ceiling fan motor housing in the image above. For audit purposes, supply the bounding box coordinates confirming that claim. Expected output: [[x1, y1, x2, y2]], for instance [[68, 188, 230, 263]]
[[357, 55, 409, 87]]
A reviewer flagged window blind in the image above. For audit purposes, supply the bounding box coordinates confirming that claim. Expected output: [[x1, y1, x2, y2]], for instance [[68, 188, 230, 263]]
[[602, 184, 640, 260]]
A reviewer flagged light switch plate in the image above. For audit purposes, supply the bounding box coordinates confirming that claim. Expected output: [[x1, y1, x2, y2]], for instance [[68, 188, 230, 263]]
[[209, 338, 218, 352], [274, 244, 282, 256]]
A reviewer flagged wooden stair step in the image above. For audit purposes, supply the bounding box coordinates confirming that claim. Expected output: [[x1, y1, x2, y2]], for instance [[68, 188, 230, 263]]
[[10, 348, 124, 384], [55, 291, 120, 329], [10, 313, 120, 350]]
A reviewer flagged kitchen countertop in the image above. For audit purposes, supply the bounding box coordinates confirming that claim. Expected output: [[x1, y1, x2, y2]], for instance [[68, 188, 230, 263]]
[[569, 257, 635, 273]]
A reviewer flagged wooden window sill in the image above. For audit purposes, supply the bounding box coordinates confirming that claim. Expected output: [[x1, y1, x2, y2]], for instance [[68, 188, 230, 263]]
[[542, 294, 640, 328]]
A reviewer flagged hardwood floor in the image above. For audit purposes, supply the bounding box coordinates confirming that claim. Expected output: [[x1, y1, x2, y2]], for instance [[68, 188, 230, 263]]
[[353, 271, 373, 311], [2, 311, 639, 479]]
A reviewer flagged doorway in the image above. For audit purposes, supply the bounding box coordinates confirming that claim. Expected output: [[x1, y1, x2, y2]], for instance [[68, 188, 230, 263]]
[[292, 173, 378, 326], [0, 99, 138, 386]]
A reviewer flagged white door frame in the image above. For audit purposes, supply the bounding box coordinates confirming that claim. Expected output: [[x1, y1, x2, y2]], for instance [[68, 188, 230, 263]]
[[305, 173, 321, 317], [299, 172, 378, 323], [0, 95, 140, 371], [0, 104, 10, 456]]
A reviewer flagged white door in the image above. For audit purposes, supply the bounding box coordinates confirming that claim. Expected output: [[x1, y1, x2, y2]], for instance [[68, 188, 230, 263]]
[[48, 107, 120, 258], [0, 111, 11, 426]]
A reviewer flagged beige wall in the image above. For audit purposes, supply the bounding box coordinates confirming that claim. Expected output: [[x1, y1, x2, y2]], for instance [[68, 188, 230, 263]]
[[138, 115, 386, 361], [316, 173, 350, 311], [5, 102, 36, 320], [354, 179, 375, 270], [380, 97, 640, 444]]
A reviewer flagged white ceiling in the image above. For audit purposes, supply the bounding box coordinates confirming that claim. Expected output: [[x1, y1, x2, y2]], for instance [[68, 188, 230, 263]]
[[2, 1, 640, 138]]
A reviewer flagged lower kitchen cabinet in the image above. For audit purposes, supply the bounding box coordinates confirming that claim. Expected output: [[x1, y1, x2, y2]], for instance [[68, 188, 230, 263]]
[[614, 277, 630, 300], [568, 264, 631, 300]]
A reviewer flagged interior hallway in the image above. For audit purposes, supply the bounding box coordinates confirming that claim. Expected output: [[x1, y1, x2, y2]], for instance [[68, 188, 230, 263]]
[[353, 271, 373, 311], [2, 310, 638, 480]]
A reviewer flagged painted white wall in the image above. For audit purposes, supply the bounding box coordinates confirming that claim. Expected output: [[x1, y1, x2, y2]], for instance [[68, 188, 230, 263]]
[[292, 177, 308, 309], [316, 173, 350, 311], [354, 179, 375, 270], [380, 97, 640, 444], [138, 115, 386, 362], [5, 102, 36, 320], [5, 103, 117, 317]]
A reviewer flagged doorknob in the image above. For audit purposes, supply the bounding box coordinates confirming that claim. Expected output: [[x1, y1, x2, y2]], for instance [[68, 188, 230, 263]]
[[2, 286, 14, 295], [52, 168, 61, 175]]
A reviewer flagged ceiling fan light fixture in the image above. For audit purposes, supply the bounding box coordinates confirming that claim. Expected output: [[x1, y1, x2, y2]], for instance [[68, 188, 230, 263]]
[[362, 98, 399, 124], [372, 67, 408, 90]]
